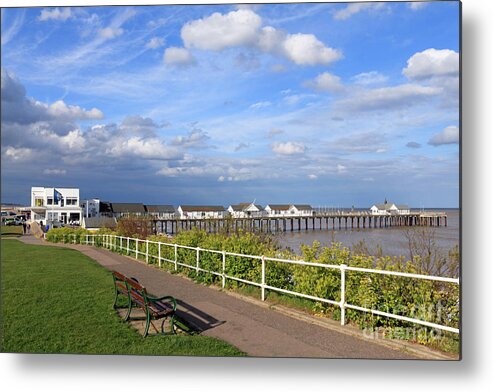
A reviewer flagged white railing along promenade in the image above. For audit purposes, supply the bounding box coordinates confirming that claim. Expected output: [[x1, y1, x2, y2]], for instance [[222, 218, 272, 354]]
[[50, 233, 460, 334]]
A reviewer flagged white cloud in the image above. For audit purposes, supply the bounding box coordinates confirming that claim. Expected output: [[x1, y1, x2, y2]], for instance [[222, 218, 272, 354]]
[[340, 83, 441, 112], [4, 146, 32, 161], [403, 48, 459, 80], [351, 71, 388, 85], [282, 34, 342, 66], [98, 27, 124, 40], [272, 141, 306, 155], [47, 100, 104, 120], [107, 137, 180, 160], [163, 47, 195, 66], [308, 174, 318, 180], [250, 101, 271, 110], [180, 9, 341, 66], [303, 72, 343, 92], [38, 7, 72, 22], [428, 125, 459, 146], [333, 3, 386, 20], [217, 175, 225, 182], [182, 9, 261, 51], [43, 168, 67, 175], [146, 37, 165, 49]]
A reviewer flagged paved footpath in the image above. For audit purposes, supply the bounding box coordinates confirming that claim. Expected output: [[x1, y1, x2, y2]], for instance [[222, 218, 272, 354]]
[[17, 235, 424, 359]]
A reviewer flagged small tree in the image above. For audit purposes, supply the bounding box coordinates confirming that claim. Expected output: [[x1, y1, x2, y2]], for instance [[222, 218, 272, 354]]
[[116, 215, 154, 239]]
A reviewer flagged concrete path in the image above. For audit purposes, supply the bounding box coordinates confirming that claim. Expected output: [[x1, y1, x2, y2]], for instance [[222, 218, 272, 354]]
[[17, 235, 425, 359]]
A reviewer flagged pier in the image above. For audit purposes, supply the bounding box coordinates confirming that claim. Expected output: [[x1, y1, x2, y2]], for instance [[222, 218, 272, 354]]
[[150, 211, 447, 235]]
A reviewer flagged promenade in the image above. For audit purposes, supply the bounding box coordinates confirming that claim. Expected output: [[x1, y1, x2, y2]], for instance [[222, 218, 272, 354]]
[[18, 235, 452, 359]]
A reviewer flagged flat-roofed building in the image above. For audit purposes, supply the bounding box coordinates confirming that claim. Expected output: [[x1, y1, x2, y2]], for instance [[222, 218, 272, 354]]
[[110, 203, 147, 218], [30, 186, 82, 225]]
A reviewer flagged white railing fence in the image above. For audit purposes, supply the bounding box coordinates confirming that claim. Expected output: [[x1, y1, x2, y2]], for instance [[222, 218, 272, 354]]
[[49, 233, 460, 334]]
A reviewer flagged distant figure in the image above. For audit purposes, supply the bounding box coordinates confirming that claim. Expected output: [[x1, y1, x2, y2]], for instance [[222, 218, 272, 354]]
[[22, 222, 26, 234]]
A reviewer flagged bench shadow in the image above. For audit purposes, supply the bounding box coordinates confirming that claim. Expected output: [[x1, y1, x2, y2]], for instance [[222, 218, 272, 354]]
[[175, 299, 225, 333]]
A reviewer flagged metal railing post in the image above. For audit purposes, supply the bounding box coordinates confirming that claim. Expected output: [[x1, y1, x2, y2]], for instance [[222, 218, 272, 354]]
[[158, 242, 162, 267], [135, 238, 139, 259], [146, 240, 149, 264], [196, 247, 200, 273], [340, 264, 347, 326], [174, 244, 178, 270], [261, 255, 266, 301], [222, 251, 226, 289]]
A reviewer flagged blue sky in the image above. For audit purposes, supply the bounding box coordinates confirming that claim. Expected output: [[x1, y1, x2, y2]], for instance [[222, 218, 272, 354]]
[[1, 1, 460, 207]]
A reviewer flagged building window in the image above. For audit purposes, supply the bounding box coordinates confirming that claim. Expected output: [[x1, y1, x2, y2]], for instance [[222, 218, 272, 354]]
[[66, 198, 78, 206], [47, 197, 53, 205], [35, 198, 44, 207]]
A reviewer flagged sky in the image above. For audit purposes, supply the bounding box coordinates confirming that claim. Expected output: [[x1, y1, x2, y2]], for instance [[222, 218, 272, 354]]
[[1, 1, 460, 208]]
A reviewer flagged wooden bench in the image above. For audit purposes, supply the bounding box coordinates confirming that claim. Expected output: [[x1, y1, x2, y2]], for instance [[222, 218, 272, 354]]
[[111, 271, 177, 337]]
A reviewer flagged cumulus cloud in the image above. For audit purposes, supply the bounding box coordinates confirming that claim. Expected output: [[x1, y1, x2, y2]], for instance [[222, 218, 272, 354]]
[[428, 126, 459, 146], [272, 141, 306, 155], [180, 9, 341, 66], [182, 9, 261, 51], [351, 71, 388, 85], [4, 146, 32, 161], [146, 37, 165, 49], [164, 47, 195, 66], [47, 100, 103, 121], [403, 48, 459, 80], [1, 69, 183, 176], [282, 33, 341, 66], [308, 174, 318, 180], [303, 72, 343, 92], [38, 7, 72, 22], [333, 3, 386, 20]]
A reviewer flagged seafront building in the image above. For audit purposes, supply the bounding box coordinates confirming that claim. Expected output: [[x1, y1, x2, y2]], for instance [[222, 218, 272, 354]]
[[30, 186, 82, 225], [227, 202, 264, 218], [177, 205, 227, 219], [370, 200, 410, 215]]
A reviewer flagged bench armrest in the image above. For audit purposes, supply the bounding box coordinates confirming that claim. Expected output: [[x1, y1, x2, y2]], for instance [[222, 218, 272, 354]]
[[148, 295, 177, 310]]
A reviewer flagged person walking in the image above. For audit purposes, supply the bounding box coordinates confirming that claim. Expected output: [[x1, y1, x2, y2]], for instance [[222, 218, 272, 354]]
[[22, 221, 26, 234]]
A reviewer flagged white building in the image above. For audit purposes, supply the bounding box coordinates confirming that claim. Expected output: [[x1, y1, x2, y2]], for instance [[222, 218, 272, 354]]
[[177, 205, 226, 219], [264, 204, 291, 217], [227, 202, 264, 218], [81, 198, 100, 218], [288, 204, 314, 216], [30, 187, 82, 225], [370, 200, 410, 215], [145, 205, 176, 219]]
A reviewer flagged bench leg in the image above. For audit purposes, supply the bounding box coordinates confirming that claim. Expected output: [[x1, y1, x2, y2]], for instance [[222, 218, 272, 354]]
[[143, 312, 151, 338], [124, 301, 132, 322], [161, 315, 176, 335]]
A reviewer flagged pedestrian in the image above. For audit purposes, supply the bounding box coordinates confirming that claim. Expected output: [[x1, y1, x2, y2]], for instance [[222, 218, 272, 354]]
[[22, 222, 26, 234]]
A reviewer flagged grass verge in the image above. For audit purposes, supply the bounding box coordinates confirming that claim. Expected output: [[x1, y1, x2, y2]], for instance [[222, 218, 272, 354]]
[[0, 239, 245, 356], [1, 226, 23, 237]]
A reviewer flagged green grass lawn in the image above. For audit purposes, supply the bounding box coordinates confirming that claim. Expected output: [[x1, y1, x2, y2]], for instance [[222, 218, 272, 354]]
[[0, 240, 245, 356]]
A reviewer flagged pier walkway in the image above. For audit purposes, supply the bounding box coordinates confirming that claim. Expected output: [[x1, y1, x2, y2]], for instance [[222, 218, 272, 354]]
[[17, 235, 451, 359]]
